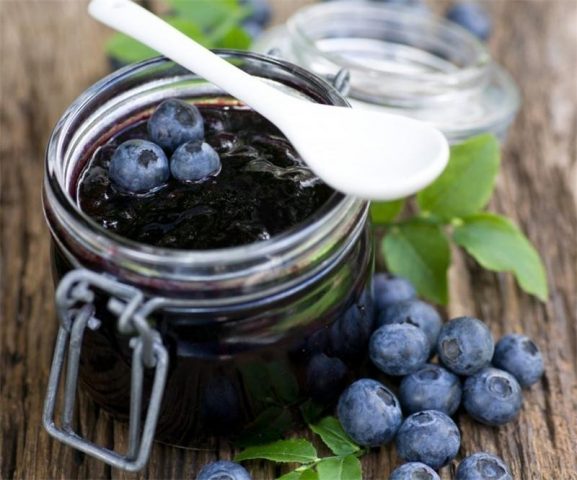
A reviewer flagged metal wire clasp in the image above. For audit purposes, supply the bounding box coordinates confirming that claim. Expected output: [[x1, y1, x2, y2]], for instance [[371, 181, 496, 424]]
[[43, 269, 169, 472]]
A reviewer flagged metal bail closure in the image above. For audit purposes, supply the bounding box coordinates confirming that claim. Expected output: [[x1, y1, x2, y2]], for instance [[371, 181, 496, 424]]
[[43, 269, 169, 472]]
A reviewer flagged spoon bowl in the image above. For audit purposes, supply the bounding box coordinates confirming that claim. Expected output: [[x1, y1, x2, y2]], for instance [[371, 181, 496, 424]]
[[277, 101, 449, 199], [89, 0, 449, 200]]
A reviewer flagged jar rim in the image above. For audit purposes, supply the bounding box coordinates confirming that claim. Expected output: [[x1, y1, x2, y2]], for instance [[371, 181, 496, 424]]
[[44, 51, 366, 279], [287, 1, 491, 88]]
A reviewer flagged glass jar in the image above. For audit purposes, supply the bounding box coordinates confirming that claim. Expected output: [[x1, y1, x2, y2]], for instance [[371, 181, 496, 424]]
[[255, 1, 521, 143], [42, 51, 373, 472]]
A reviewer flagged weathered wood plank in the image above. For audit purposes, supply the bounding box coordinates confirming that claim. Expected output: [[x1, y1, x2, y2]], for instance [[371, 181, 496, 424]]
[[1, 1, 576, 479]]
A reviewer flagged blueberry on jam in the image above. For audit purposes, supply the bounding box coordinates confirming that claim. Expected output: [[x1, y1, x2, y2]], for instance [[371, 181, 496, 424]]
[[170, 141, 221, 183], [147, 98, 205, 152], [108, 139, 169, 193], [77, 103, 333, 249]]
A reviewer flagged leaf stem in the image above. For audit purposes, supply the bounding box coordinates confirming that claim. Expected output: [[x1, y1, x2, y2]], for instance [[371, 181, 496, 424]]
[[293, 458, 322, 472]]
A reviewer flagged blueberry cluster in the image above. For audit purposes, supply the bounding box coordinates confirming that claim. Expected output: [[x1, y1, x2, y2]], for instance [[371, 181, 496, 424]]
[[194, 274, 542, 478], [341, 273, 544, 476], [109, 99, 221, 194]]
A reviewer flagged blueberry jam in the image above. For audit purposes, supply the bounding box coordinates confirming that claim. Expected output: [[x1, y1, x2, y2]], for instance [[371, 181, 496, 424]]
[[52, 99, 374, 446], [43, 54, 378, 459], [77, 104, 333, 249]]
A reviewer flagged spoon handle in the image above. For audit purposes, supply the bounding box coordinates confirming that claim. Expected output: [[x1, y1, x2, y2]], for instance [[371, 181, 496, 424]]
[[89, 0, 293, 118]]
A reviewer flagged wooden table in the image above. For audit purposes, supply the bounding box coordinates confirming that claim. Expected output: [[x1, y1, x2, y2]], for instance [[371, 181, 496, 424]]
[[1, 1, 576, 479]]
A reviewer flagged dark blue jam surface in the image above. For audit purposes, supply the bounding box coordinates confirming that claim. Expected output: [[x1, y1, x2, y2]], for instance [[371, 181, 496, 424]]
[[77, 104, 333, 249]]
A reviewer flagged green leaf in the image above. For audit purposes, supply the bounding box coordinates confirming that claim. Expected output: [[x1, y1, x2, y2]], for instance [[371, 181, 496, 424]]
[[234, 407, 293, 448], [168, 0, 250, 49], [309, 417, 360, 456], [453, 213, 548, 301], [300, 400, 325, 425], [277, 469, 319, 480], [382, 221, 451, 304], [216, 25, 252, 49], [235, 439, 318, 464], [167, 0, 245, 30], [417, 134, 500, 220], [316, 455, 362, 480], [277, 472, 302, 480], [299, 469, 319, 480], [105, 33, 158, 64], [370, 199, 405, 225], [106, 18, 208, 63]]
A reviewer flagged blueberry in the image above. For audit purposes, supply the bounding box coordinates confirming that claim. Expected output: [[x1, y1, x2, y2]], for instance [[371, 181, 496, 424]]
[[329, 302, 374, 361], [306, 353, 349, 403], [337, 378, 403, 447], [389, 462, 441, 480], [240, 0, 272, 28], [399, 364, 462, 416], [197, 460, 252, 480], [148, 98, 204, 152], [437, 316, 494, 375], [170, 141, 221, 182], [493, 334, 544, 388], [456, 453, 512, 480], [377, 300, 442, 350], [446, 2, 492, 41], [369, 323, 429, 376], [463, 368, 523, 426], [359, 284, 377, 330], [109, 139, 169, 193], [303, 327, 330, 357], [373, 274, 416, 312], [395, 410, 461, 470], [242, 20, 263, 40]]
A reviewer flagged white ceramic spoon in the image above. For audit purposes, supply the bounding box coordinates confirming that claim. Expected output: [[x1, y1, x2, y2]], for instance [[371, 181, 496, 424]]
[[89, 0, 449, 200]]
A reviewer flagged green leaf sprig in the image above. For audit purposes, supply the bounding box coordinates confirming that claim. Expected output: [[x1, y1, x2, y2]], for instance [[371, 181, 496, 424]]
[[235, 416, 365, 480], [105, 0, 252, 65], [371, 134, 548, 304]]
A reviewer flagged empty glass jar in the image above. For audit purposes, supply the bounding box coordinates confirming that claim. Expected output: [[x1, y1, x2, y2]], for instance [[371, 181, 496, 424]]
[[255, 1, 520, 143]]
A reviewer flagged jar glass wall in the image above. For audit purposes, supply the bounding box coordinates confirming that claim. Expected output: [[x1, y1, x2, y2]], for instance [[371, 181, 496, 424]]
[[43, 52, 373, 449], [255, 1, 520, 143]]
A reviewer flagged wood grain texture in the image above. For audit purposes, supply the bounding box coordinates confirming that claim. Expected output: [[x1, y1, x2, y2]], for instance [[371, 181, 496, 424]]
[[1, 1, 576, 479]]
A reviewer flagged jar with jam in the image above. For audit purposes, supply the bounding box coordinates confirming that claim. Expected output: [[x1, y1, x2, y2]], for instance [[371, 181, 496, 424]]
[[42, 51, 373, 471]]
